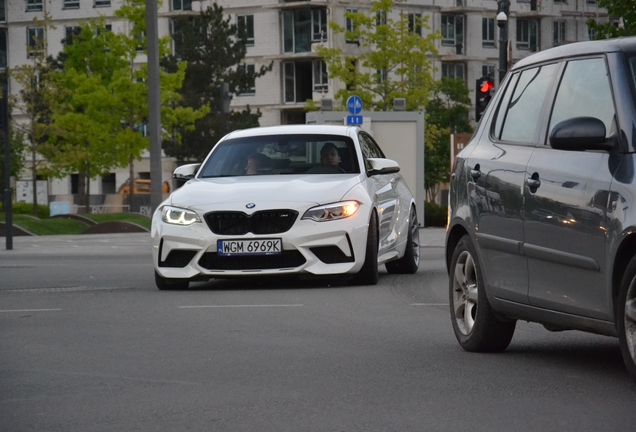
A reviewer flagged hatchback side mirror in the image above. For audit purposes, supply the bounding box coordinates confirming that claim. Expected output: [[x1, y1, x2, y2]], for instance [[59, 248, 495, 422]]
[[549, 117, 615, 152], [173, 163, 200, 189]]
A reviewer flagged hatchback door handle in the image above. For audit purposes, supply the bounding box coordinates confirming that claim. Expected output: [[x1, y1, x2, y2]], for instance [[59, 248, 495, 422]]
[[526, 178, 541, 189]]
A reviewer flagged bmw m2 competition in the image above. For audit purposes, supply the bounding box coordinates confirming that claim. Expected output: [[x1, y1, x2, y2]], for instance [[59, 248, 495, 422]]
[[152, 125, 420, 290]]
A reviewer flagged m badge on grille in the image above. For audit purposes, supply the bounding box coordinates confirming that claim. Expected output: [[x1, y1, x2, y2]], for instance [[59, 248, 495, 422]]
[[246, 203, 256, 209]]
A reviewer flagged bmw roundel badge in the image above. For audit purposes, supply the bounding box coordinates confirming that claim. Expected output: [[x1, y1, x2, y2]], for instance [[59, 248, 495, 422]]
[[246, 203, 256, 209]]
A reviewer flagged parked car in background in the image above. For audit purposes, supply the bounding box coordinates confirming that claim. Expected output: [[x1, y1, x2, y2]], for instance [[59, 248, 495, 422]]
[[152, 125, 420, 290], [446, 37, 636, 382]]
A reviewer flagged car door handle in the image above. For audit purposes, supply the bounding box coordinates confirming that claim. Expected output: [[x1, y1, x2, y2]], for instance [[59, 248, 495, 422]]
[[470, 169, 481, 179], [526, 178, 541, 189]]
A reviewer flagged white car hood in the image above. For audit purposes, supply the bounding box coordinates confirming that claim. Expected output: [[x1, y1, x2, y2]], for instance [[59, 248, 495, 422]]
[[170, 175, 363, 212]]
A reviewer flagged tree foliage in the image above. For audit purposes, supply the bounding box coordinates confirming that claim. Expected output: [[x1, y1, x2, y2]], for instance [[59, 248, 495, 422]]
[[425, 78, 473, 202], [41, 0, 207, 211], [587, 0, 636, 39], [315, 0, 439, 111], [161, 4, 272, 162]]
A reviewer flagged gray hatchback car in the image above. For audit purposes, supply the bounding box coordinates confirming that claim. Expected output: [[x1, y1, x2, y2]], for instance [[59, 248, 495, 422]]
[[446, 37, 636, 382]]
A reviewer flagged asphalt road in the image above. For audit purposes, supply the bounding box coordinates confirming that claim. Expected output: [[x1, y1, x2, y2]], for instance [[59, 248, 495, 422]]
[[1, 231, 635, 431]]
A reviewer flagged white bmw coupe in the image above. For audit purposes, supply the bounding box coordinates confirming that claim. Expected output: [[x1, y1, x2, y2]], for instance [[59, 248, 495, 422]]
[[151, 125, 420, 289]]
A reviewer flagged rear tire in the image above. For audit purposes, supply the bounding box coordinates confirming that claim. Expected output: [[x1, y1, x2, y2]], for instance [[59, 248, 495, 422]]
[[386, 206, 420, 274], [351, 211, 379, 286], [617, 256, 636, 382], [155, 270, 189, 291], [449, 235, 516, 352]]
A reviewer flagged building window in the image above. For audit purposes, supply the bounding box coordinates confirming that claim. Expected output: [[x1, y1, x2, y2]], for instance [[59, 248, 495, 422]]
[[63, 0, 80, 9], [586, 0, 597, 5], [482, 64, 495, 79], [27, 27, 45, 58], [172, 0, 192, 11], [0, 0, 5, 23], [376, 68, 387, 84], [237, 15, 254, 46], [517, 19, 538, 51], [442, 62, 465, 81], [553, 20, 566, 46], [482, 17, 495, 48], [408, 13, 422, 36], [345, 8, 358, 44], [376, 11, 387, 26], [27, 0, 43, 12], [94, 0, 111, 7], [0, 29, 5, 69], [135, 29, 145, 52], [283, 61, 313, 103], [313, 59, 328, 92], [441, 14, 464, 54], [283, 9, 311, 53], [101, 174, 116, 195], [64, 26, 82, 45], [587, 24, 596, 41], [239, 64, 256, 95], [312, 9, 327, 42]]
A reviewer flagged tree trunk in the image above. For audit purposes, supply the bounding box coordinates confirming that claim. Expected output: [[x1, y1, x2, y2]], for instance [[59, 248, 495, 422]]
[[129, 155, 135, 214], [31, 148, 38, 217]]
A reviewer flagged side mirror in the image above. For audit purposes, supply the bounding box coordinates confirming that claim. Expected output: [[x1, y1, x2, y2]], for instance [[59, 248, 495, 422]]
[[367, 158, 400, 176], [173, 163, 200, 189], [549, 117, 615, 152]]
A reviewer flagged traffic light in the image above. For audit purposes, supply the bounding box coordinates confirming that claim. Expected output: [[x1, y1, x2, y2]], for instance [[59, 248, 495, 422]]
[[475, 77, 494, 122]]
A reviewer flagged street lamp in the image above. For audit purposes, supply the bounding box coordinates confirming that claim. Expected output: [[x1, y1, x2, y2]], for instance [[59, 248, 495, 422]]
[[497, 0, 510, 83]]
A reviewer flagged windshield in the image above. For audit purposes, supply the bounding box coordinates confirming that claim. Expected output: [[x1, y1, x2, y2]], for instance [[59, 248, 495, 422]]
[[198, 134, 360, 178]]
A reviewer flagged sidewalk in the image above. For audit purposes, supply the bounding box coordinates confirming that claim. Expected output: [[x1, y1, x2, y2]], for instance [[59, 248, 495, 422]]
[[0, 228, 446, 255]]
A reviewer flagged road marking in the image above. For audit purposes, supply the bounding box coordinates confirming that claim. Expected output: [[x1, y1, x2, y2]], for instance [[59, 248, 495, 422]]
[[178, 304, 303, 309], [410, 303, 449, 306], [0, 309, 62, 313]]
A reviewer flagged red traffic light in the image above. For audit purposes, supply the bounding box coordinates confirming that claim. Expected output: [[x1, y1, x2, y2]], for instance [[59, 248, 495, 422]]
[[480, 80, 494, 93]]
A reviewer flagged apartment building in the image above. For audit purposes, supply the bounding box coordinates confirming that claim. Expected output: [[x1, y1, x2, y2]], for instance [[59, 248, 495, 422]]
[[0, 0, 610, 208]]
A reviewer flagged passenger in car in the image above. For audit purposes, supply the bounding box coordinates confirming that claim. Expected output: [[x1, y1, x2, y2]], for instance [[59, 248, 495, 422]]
[[245, 153, 272, 175]]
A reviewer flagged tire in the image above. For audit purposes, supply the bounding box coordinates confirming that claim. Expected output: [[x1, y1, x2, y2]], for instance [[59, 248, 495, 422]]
[[386, 206, 420, 274], [449, 235, 516, 352], [351, 211, 379, 286], [155, 270, 189, 291], [617, 256, 636, 382]]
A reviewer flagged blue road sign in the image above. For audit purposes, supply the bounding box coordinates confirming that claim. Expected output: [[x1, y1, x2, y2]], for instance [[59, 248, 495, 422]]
[[346, 115, 363, 125], [347, 96, 363, 115]]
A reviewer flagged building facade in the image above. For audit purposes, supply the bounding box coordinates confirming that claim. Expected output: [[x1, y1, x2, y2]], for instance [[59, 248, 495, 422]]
[[0, 0, 610, 210]]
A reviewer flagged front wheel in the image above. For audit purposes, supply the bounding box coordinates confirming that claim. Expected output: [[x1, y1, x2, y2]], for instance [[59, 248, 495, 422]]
[[386, 206, 420, 274], [449, 235, 516, 352], [617, 256, 636, 382], [155, 270, 189, 291], [350, 211, 379, 286]]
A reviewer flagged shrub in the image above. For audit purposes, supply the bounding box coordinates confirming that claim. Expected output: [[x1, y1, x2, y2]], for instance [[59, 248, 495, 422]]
[[0, 202, 50, 218], [424, 201, 447, 227]]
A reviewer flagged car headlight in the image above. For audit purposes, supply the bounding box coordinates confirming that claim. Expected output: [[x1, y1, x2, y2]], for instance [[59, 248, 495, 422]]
[[302, 201, 360, 222], [161, 206, 201, 225]]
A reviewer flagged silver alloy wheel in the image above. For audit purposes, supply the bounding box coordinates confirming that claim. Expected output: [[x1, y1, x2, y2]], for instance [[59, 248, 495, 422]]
[[626, 278, 636, 362], [410, 209, 420, 267], [452, 250, 479, 335]]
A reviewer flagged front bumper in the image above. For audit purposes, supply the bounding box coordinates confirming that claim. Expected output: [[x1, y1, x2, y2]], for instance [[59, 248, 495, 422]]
[[152, 206, 370, 279]]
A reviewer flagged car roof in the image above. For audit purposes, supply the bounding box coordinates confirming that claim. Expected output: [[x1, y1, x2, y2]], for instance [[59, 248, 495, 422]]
[[223, 124, 357, 140], [512, 36, 636, 70]]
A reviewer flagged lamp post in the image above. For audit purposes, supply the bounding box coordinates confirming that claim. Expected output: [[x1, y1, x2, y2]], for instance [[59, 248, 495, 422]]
[[497, 0, 510, 83], [1, 82, 12, 250]]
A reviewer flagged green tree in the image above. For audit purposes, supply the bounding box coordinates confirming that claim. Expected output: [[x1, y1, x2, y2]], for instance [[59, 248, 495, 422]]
[[44, 1, 207, 213], [0, 129, 28, 194], [425, 78, 473, 203], [315, 0, 439, 111], [8, 11, 56, 216], [587, 0, 636, 39], [162, 4, 272, 162]]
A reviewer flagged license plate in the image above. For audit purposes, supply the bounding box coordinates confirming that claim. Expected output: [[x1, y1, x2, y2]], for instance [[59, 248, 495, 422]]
[[217, 238, 282, 256]]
